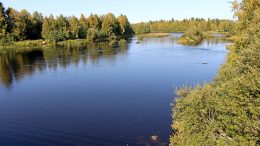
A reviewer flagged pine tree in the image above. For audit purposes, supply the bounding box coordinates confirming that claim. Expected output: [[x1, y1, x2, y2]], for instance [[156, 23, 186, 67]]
[[0, 2, 7, 38], [79, 14, 88, 39], [118, 14, 134, 36]]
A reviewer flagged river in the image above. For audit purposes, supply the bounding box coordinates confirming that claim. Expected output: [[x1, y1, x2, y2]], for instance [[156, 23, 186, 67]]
[[0, 33, 230, 146]]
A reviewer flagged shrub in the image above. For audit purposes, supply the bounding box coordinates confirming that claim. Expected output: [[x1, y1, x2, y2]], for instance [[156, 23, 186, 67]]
[[171, 0, 260, 145], [178, 27, 204, 45]]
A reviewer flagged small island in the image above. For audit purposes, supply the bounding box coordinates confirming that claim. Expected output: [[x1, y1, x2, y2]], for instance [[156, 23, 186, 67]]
[[177, 27, 206, 45]]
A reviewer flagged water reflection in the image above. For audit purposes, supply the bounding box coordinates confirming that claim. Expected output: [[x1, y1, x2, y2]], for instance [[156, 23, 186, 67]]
[[0, 41, 129, 87], [139, 36, 178, 45], [136, 33, 229, 47]]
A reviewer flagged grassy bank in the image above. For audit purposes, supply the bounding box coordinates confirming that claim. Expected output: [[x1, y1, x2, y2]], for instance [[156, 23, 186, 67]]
[[137, 33, 170, 38], [0, 38, 128, 50], [170, 0, 260, 145], [0, 40, 51, 49], [224, 35, 240, 42], [0, 39, 77, 48]]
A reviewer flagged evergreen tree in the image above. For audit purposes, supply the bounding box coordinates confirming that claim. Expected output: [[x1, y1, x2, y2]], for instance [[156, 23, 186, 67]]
[[0, 1, 7, 38], [118, 14, 134, 36], [79, 14, 88, 39], [5, 8, 16, 35], [30, 11, 43, 39]]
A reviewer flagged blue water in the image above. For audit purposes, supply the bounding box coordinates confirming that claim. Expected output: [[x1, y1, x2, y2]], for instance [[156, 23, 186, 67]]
[[0, 33, 229, 146]]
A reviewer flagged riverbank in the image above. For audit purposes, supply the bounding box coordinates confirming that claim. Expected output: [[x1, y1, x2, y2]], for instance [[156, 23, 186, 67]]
[[0, 38, 130, 49], [0, 39, 84, 49], [170, 1, 260, 145]]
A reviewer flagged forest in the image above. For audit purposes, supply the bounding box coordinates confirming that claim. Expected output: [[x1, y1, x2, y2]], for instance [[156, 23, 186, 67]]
[[170, 0, 260, 145], [132, 18, 235, 45], [0, 2, 134, 46], [0, 1, 237, 47], [132, 16, 236, 45], [132, 18, 235, 34]]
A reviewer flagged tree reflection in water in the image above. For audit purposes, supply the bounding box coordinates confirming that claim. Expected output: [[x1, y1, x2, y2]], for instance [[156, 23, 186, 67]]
[[0, 40, 129, 87]]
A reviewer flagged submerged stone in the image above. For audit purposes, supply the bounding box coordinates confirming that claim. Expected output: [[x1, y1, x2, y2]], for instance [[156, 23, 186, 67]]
[[150, 135, 160, 142]]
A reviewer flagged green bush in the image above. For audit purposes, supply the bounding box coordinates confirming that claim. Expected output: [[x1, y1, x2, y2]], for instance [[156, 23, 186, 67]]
[[171, 0, 260, 145], [0, 34, 13, 46], [86, 28, 98, 42], [178, 27, 205, 45]]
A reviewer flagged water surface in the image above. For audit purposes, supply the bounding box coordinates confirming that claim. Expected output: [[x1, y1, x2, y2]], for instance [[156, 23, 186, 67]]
[[0, 33, 229, 146]]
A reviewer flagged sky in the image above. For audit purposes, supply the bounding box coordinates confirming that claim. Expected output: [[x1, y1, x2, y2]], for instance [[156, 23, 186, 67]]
[[2, 0, 234, 23]]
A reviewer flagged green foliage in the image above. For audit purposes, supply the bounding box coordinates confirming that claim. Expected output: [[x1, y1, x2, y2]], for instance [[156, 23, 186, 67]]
[[12, 9, 32, 41], [42, 15, 71, 42], [171, 0, 260, 145], [137, 33, 170, 38], [101, 13, 119, 39], [132, 22, 151, 34], [0, 1, 133, 45], [0, 1, 7, 38], [118, 14, 134, 36], [13, 39, 44, 47], [118, 39, 127, 48], [55, 15, 70, 41], [0, 2, 12, 46], [78, 14, 88, 39], [87, 14, 101, 30], [29, 11, 43, 39], [41, 12, 133, 43], [86, 28, 98, 42], [133, 19, 235, 34], [5, 8, 16, 37], [42, 15, 54, 41], [0, 2, 43, 42], [68, 16, 80, 39], [0, 33, 12, 46], [178, 27, 205, 45]]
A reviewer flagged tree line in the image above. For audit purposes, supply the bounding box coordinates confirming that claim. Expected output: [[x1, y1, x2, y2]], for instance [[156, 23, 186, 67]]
[[0, 3, 44, 44], [1, 1, 236, 46], [0, 1, 134, 45], [42, 13, 134, 42], [133, 18, 235, 34]]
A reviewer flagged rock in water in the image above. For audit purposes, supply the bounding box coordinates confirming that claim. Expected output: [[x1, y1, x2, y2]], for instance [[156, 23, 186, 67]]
[[150, 135, 160, 142]]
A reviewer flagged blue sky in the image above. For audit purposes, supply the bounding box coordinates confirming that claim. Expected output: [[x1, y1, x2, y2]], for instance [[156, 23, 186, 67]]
[[2, 0, 234, 23]]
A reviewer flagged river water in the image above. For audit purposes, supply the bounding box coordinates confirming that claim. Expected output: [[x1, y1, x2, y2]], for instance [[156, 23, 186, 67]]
[[0, 33, 229, 146]]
